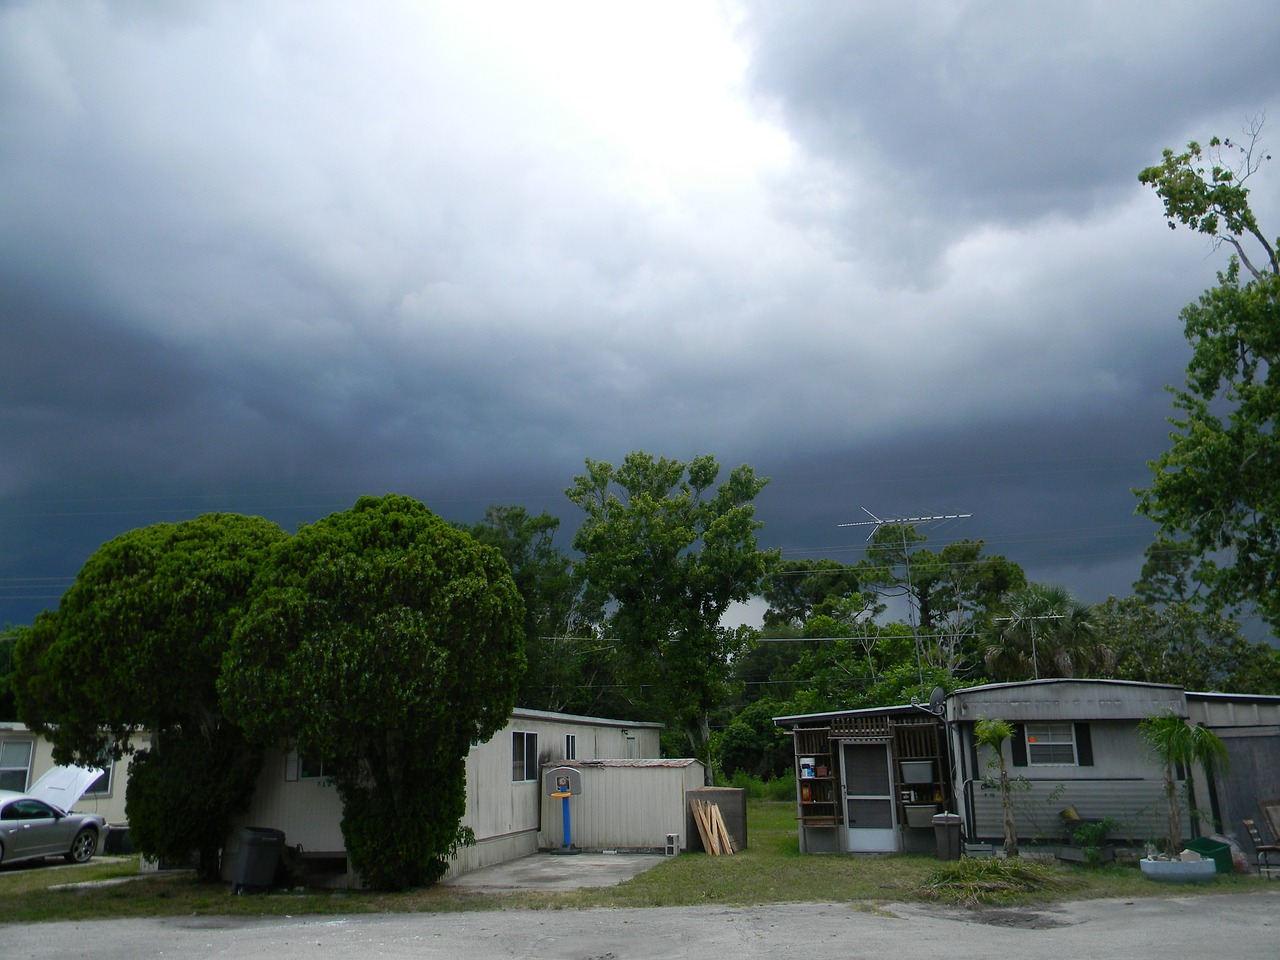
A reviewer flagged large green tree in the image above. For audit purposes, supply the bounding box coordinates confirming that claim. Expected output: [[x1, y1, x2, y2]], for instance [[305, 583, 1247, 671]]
[[1137, 126, 1280, 631], [1095, 595, 1280, 693], [219, 494, 524, 891], [983, 583, 1108, 681], [13, 514, 286, 878], [566, 452, 775, 773], [461, 505, 623, 716], [861, 524, 1025, 677], [761, 558, 863, 628], [0, 627, 19, 721]]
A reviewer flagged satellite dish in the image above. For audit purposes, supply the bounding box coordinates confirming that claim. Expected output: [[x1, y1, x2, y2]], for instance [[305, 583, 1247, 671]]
[[928, 686, 946, 716]]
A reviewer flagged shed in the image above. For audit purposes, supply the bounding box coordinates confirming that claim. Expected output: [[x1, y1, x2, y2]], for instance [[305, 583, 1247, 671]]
[[537, 758, 706, 851]]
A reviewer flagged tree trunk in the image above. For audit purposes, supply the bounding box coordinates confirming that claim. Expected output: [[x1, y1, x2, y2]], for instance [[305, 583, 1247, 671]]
[[998, 755, 1019, 858]]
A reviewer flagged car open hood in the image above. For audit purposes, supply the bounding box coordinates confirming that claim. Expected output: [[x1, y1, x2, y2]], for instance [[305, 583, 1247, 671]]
[[27, 764, 104, 812]]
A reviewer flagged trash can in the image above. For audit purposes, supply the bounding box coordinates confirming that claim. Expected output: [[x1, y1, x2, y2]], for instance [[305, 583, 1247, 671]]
[[932, 813, 962, 861], [232, 827, 285, 892], [1184, 837, 1232, 874]]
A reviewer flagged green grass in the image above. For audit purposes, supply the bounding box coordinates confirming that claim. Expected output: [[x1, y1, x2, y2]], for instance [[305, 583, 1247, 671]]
[[1, 802, 1272, 925]]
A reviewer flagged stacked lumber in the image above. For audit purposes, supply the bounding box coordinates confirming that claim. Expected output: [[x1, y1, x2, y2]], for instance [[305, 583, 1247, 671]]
[[689, 799, 737, 855]]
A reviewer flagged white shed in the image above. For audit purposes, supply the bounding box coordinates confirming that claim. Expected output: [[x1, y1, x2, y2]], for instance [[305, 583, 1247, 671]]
[[538, 758, 706, 852]]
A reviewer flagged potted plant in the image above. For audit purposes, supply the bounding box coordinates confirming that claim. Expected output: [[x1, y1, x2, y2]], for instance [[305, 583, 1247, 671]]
[[1137, 710, 1229, 882], [1059, 817, 1117, 864]]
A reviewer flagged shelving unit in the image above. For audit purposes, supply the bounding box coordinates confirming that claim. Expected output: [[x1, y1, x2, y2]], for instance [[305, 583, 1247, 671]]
[[892, 720, 948, 829], [794, 727, 841, 826]]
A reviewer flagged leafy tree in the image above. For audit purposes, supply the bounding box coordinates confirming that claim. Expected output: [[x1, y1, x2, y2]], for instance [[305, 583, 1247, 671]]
[[460, 506, 609, 714], [728, 627, 808, 708], [1094, 595, 1280, 693], [1139, 711, 1229, 854], [761, 558, 862, 628], [1133, 535, 1206, 609], [219, 494, 524, 891], [974, 717, 1019, 858], [861, 525, 1025, 676], [718, 697, 794, 780], [1137, 125, 1280, 631], [12, 514, 286, 878], [0, 627, 19, 721], [983, 583, 1108, 681], [566, 452, 775, 774]]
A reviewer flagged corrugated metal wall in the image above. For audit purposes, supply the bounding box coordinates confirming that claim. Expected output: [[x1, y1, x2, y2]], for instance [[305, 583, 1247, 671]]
[[539, 761, 706, 851]]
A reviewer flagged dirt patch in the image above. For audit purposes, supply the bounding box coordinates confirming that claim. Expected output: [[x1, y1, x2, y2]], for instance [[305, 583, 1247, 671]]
[[962, 908, 1073, 929]]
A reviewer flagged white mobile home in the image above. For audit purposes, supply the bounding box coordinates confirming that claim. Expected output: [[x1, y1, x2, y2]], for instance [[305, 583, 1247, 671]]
[[776, 679, 1280, 863], [0, 722, 139, 834], [222, 708, 663, 886]]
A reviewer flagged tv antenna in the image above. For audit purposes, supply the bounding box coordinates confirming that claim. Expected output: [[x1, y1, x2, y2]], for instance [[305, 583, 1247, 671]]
[[838, 507, 973, 541], [837, 507, 973, 698]]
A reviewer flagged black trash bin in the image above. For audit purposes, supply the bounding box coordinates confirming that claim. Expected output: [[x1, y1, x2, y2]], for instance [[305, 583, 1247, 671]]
[[932, 813, 962, 860], [232, 827, 285, 893]]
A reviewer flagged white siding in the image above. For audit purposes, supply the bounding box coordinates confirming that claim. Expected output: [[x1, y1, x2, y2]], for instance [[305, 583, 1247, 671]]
[[0, 723, 140, 827], [224, 709, 664, 883], [539, 761, 705, 851]]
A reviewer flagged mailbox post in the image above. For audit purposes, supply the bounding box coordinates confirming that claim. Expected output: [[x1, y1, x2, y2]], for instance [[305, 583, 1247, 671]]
[[544, 766, 583, 855]]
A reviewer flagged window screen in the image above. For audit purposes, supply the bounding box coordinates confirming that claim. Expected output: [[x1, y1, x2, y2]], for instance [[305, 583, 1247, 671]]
[[512, 731, 538, 781], [1024, 723, 1077, 765], [0, 740, 33, 792]]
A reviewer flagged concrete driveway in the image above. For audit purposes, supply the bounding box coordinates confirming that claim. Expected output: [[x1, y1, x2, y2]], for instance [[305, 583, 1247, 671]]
[[443, 851, 666, 893], [3, 892, 1279, 959]]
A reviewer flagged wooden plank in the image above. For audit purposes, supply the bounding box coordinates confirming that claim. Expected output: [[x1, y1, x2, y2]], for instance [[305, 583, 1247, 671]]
[[711, 804, 736, 855], [690, 799, 716, 854]]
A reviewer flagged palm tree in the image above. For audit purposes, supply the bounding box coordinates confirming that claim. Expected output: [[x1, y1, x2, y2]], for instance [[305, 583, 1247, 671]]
[[974, 717, 1019, 857], [985, 583, 1111, 681], [1138, 711, 1229, 854]]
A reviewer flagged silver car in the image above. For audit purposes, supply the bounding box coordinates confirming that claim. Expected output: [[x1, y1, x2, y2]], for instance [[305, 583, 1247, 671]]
[[0, 789, 106, 867]]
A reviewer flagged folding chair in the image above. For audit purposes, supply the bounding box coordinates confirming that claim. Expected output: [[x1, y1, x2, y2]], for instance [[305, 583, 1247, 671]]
[[1260, 799, 1280, 841], [1242, 819, 1280, 877]]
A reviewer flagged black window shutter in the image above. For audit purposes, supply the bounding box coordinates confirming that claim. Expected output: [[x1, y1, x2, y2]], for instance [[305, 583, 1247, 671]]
[[1010, 723, 1027, 767], [1075, 723, 1094, 766]]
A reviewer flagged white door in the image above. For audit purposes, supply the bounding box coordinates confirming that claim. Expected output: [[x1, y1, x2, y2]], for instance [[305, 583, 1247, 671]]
[[842, 743, 898, 852]]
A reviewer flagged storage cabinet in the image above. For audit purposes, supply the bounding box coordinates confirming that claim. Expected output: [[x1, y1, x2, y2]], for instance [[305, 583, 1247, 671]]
[[892, 722, 948, 829], [794, 728, 840, 825]]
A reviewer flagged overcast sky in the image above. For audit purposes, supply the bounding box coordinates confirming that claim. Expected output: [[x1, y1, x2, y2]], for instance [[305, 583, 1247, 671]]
[[3, 1, 1279, 634]]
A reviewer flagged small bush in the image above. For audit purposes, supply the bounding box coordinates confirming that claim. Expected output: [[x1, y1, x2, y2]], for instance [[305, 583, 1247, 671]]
[[914, 856, 1079, 907], [727, 771, 797, 801]]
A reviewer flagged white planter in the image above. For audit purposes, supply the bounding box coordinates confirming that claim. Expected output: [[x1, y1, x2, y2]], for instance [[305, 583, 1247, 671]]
[[900, 761, 935, 784], [903, 803, 940, 828], [1139, 857, 1217, 883]]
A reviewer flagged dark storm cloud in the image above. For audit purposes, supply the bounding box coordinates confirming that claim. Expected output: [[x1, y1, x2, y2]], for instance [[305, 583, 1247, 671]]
[[1, 1, 1278, 633], [734, 1, 1280, 273], [737, 1, 1280, 216]]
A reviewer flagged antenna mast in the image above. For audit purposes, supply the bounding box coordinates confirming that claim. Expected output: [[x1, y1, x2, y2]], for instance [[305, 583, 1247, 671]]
[[837, 507, 973, 696]]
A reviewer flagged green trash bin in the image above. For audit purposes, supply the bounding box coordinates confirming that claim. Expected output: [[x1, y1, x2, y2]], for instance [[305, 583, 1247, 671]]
[[1184, 837, 1231, 874]]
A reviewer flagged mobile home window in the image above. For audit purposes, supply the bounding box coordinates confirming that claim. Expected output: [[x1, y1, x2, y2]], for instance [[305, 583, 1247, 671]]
[[1024, 723, 1077, 765], [0, 739, 34, 792], [84, 745, 115, 798], [512, 731, 538, 782], [565, 734, 577, 761]]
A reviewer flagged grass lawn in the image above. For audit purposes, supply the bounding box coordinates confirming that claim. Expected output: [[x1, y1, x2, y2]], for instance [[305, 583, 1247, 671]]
[[1, 801, 1271, 924]]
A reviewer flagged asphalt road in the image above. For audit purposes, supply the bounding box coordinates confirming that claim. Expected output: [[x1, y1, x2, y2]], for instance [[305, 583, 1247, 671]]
[[5, 892, 1278, 960]]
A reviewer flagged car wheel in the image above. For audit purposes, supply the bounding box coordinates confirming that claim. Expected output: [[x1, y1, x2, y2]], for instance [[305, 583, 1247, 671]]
[[67, 828, 97, 864]]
